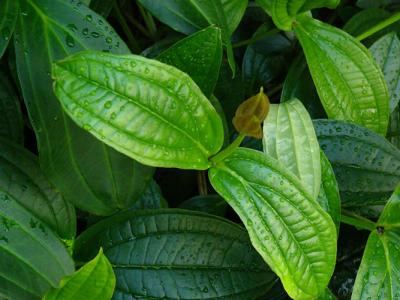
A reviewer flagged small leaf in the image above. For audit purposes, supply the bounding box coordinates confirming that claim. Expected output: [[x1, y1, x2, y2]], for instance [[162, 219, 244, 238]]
[[0, 0, 18, 58], [44, 249, 115, 300], [178, 194, 228, 216], [74, 209, 277, 299], [131, 179, 168, 210], [294, 16, 390, 136], [209, 148, 337, 299], [52, 51, 224, 170], [370, 32, 400, 113]]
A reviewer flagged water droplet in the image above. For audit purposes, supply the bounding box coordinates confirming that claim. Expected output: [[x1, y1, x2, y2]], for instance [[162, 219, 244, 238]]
[[104, 101, 112, 109], [65, 35, 75, 47], [110, 113, 117, 120], [85, 14, 93, 22], [67, 24, 78, 32], [91, 32, 100, 38], [106, 37, 113, 44], [83, 124, 91, 130], [0, 236, 8, 243], [82, 28, 89, 35], [202, 287, 208, 293]]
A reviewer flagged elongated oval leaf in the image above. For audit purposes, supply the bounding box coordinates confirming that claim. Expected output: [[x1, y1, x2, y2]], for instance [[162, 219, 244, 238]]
[[0, 71, 23, 143], [157, 26, 222, 98], [263, 98, 321, 199], [256, 0, 339, 30], [74, 209, 277, 299], [370, 32, 400, 113], [14, 0, 154, 215], [0, 0, 18, 58], [209, 148, 337, 299], [52, 51, 224, 170], [314, 119, 400, 208], [0, 190, 74, 300], [44, 249, 115, 300], [294, 16, 390, 136]]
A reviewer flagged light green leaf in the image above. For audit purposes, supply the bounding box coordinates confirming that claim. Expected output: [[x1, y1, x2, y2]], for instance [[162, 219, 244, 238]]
[[157, 26, 223, 98], [370, 32, 400, 113], [295, 15, 390, 136], [314, 119, 400, 209], [319, 288, 338, 299], [352, 186, 400, 300], [256, 0, 339, 31], [0, 71, 23, 144], [0, 0, 18, 58], [52, 51, 224, 170], [263, 98, 321, 199], [14, 0, 154, 215], [0, 137, 76, 239], [209, 148, 337, 300], [74, 209, 277, 299], [44, 249, 115, 300], [0, 190, 74, 300]]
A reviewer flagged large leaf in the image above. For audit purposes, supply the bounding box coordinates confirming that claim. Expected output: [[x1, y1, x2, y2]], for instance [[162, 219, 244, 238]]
[[352, 186, 400, 300], [157, 26, 222, 98], [0, 0, 18, 58], [256, 0, 339, 30], [0, 71, 23, 144], [0, 190, 74, 300], [44, 249, 115, 300], [0, 137, 76, 239], [263, 98, 321, 199], [209, 148, 337, 299], [294, 16, 390, 136], [74, 209, 277, 299], [370, 32, 400, 113], [14, 0, 154, 215], [52, 51, 224, 170], [314, 119, 400, 208]]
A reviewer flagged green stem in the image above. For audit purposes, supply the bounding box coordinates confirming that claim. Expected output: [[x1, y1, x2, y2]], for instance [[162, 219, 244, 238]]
[[356, 11, 400, 41], [113, 3, 141, 53], [137, 2, 157, 40], [341, 209, 376, 231], [232, 28, 280, 48], [210, 133, 246, 164]]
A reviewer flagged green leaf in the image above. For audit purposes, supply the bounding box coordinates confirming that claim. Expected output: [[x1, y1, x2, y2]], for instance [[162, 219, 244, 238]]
[[370, 32, 400, 113], [256, 0, 339, 31], [263, 98, 321, 199], [0, 0, 18, 58], [178, 194, 228, 216], [74, 209, 277, 299], [157, 26, 223, 98], [14, 0, 154, 215], [52, 51, 224, 170], [209, 148, 337, 300], [319, 289, 337, 300], [352, 186, 400, 300], [0, 137, 76, 239], [0, 71, 24, 144], [0, 190, 74, 300], [294, 15, 390, 136], [89, 0, 115, 17], [131, 179, 168, 210], [44, 249, 115, 300], [314, 119, 400, 208], [389, 105, 400, 148]]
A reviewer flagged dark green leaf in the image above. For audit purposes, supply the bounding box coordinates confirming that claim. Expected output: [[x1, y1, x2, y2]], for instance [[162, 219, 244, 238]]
[[209, 148, 337, 299], [131, 180, 168, 210], [314, 119, 400, 208], [89, 0, 115, 18], [74, 209, 277, 300], [178, 194, 228, 216], [14, 0, 154, 215], [0, 190, 74, 300], [52, 51, 224, 170], [295, 16, 390, 136], [157, 26, 223, 98], [44, 249, 115, 300], [0, 0, 18, 58], [0, 71, 23, 144]]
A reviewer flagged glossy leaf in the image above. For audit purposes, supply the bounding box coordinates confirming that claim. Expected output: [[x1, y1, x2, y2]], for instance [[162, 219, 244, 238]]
[[256, 0, 339, 30], [389, 105, 400, 149], [295, 16, 390, 136], [352, 186, 400, 300], [0, 71, 23, 143], [209, 148, 337, 299], [0, 137, 76, 238], [370, 32, 400, 113], [0, 190, 74, 300], [263, 98, 321, 199], [14, 0, 154, 215], [44, 249, 115, 300], [53, 51, 224, 170], [314, 119, 400, 208], [157, 26, 222, 98], [74, 209, 277, 299], [0, 0, 18, 58], [178, 194, 228, 216]]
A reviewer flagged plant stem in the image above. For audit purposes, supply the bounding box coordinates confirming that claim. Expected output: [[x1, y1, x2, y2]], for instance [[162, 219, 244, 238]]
[[113, 3, 141, 53], [356, 11, 400, 41], [210, 133, 246, 164], [232, 28, 280, 48], [341, 209, 376, 231], [137, 2, 157, 40], [197, 171, 208, 196]]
